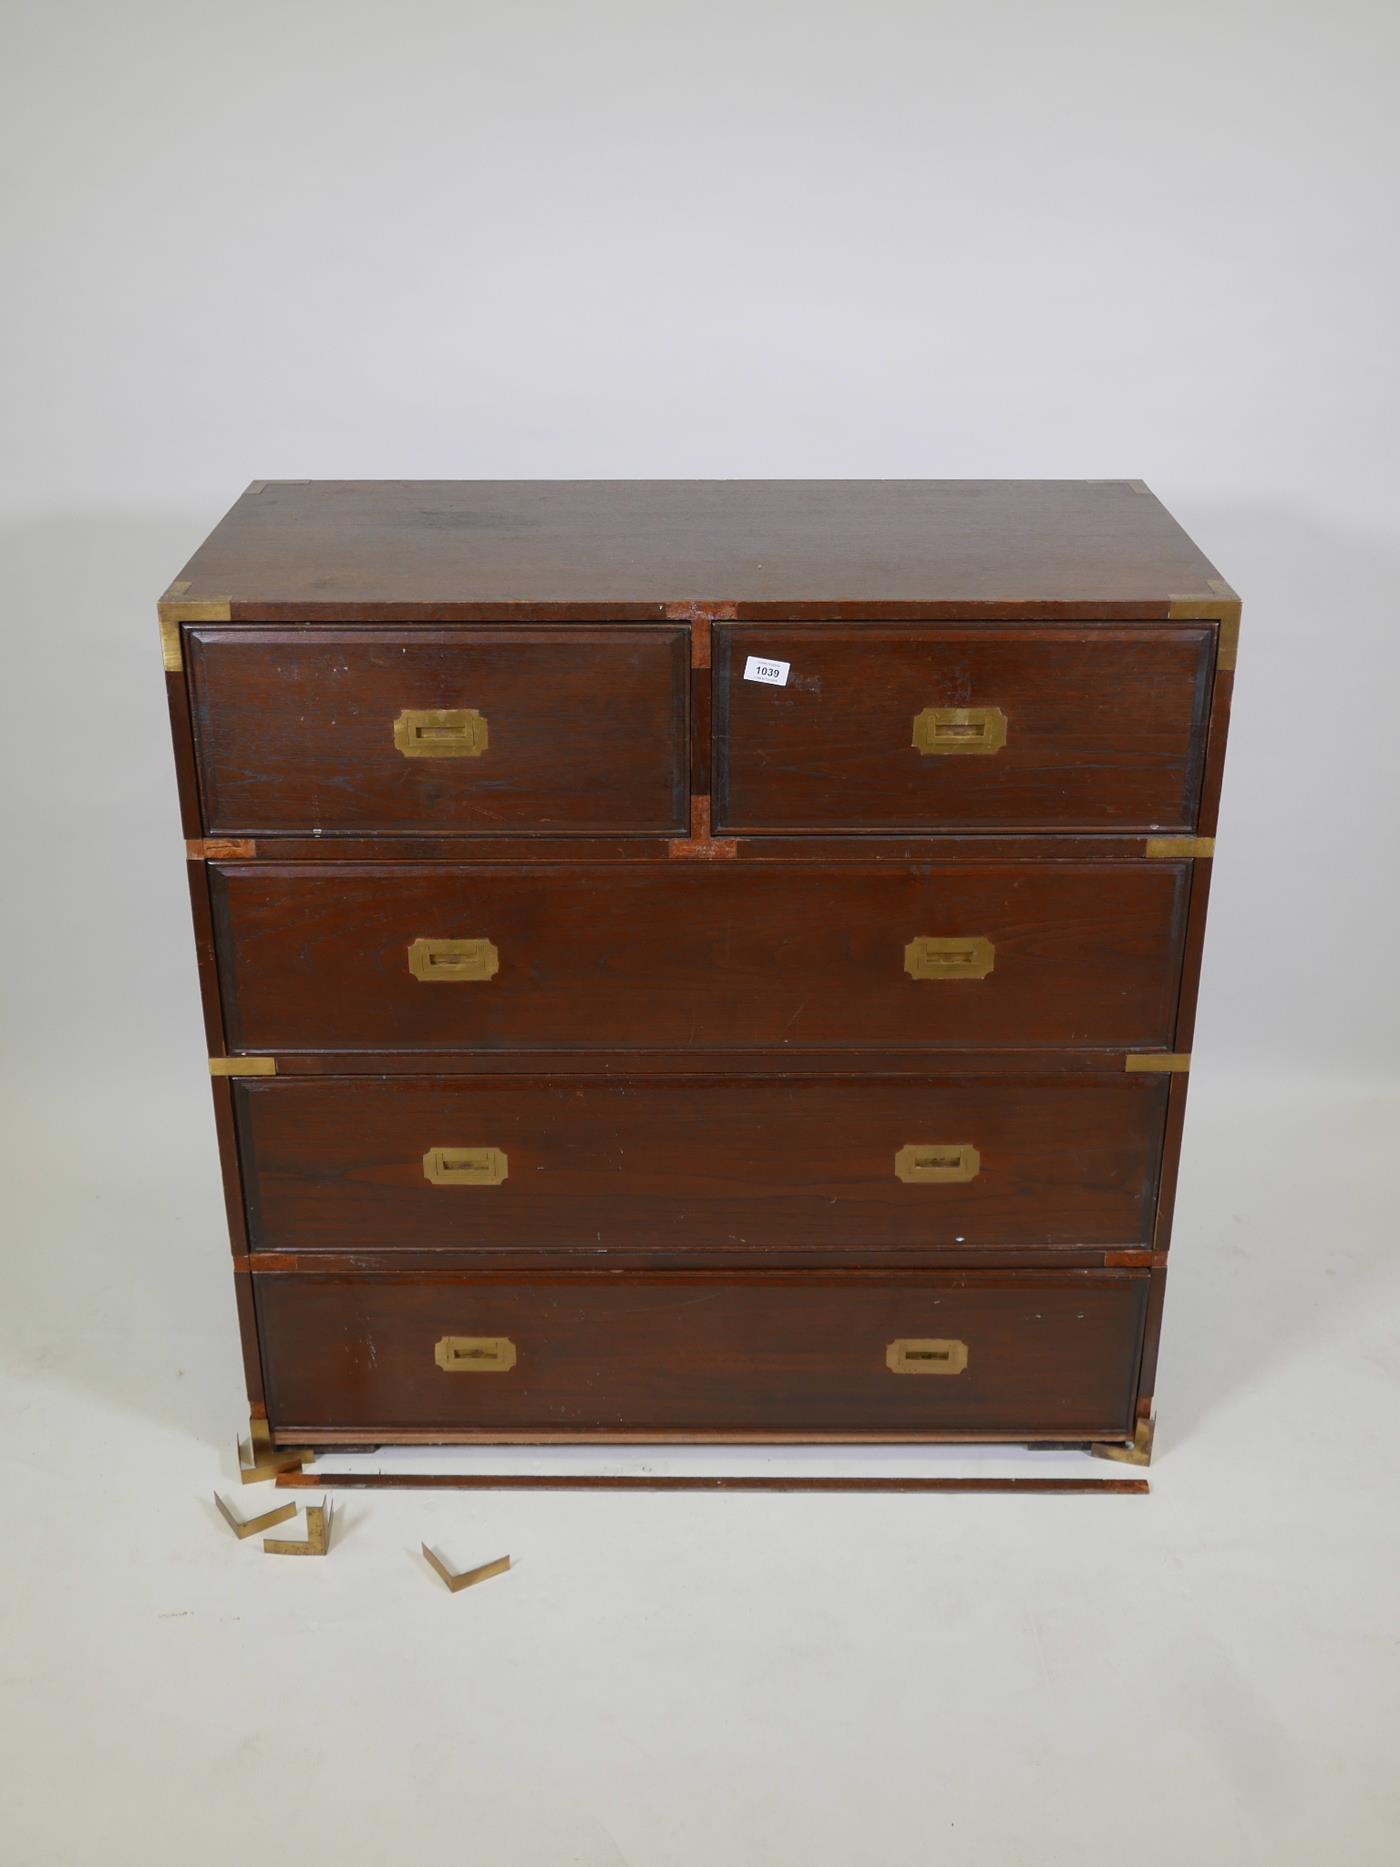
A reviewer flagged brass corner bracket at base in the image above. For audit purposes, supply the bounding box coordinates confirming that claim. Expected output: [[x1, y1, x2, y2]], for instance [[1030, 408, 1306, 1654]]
[[265, 1499, 335, 1557], [422, 1546, 512, 1593], [214, 1491, 297, 1540], [238, 1415, 314, 1484], [1091, 1416, 1155, 1468], [158, 590, 231, 671]]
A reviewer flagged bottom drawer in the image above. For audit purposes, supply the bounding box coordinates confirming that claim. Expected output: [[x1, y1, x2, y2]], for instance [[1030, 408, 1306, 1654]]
[[256, 1272, 1148, 1440]]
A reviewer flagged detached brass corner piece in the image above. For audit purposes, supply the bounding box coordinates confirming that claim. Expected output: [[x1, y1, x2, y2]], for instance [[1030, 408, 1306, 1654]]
[[264, 1499, 335, 1557], [214, 1491, 297, 1540], [422, 1546, 512, 1594], [1091, 1416, 1155, 1467], [158, 588, 231, 672]]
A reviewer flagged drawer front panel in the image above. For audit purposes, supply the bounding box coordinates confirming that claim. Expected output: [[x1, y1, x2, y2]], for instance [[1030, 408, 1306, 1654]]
[[715, 625, 1213, 832], [255, 1272, 1149, 1435], [187, 626, 689, 835], [212, 860, 1187, 1053], [236, 1076, 1167, 1253]]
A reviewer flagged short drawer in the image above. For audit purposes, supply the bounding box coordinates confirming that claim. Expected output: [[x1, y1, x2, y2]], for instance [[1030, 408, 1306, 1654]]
[[186, 626, 689, 835], [715, 625, 1214, 832], [255, 1271, 1150, 1437], [235, 1075, 1167, 1253], [211, 859, 1188, 1053]]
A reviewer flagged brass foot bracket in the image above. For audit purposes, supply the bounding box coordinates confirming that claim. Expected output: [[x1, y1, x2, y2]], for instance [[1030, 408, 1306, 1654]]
[[238, 1415, 314, 1485], [1091, 1416, 1156, 1467]]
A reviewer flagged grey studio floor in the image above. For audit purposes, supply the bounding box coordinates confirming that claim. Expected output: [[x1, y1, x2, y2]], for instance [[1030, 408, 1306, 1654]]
[[2, 1066, 1396, 1866]]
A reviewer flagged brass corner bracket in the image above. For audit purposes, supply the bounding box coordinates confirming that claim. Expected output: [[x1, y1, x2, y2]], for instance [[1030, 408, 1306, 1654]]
[[265, 1499, 335, 1557], [1145, 837, 1215, 859], [158, 586, 231, 672], [1124, 1053, 1191, 1074], [421, 1545, 512, 1593], [1091, 1416, 1155, 1467], [210, 1057, 277, 1077], [237, 1415, 313, 1484], [1169, 583, 1240, 672]]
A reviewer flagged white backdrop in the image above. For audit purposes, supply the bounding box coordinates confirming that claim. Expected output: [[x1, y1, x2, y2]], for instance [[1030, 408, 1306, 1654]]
[[4, 0, 1399, 1098], [3, 6, 1397, 1865]]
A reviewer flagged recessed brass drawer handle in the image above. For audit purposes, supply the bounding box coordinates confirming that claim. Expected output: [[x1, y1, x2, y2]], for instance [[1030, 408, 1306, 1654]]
[[423, 1146, 509, 1186], [895, 1143, 980, 1184], [886, 1338, 969, 1376], [904, 935, 995, 981], [913, 706, 1007, 756], [407, 936, 500, 983], [435, 1335, 517, 1373], [393, 707, 488, 759]]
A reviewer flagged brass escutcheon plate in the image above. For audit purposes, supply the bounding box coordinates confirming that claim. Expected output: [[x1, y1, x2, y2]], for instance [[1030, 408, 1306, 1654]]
[[894, 1143, 981, 1184], [423, 1146, 509, 1187], [912, 705, 1008, 755], [903, 935, 995, 981], [886, 1338, 970, 1376], [407, 937, 500, 983], [435, 1335, 518, 1374], [393, 707, 488, 758]]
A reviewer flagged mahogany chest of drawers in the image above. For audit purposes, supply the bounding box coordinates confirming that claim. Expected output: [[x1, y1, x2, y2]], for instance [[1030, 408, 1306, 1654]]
[[160, 480, 1237, 1463]]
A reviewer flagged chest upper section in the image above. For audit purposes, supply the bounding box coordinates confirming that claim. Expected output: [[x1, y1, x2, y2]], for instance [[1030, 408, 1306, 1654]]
[[182, 619, 1220, 837]]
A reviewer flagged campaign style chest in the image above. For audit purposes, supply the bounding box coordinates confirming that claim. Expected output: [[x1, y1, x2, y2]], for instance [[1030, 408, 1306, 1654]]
[[161, 480, 1236, 1464]]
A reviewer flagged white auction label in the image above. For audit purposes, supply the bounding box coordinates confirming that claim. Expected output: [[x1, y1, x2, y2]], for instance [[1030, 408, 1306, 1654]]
[[743, 655, 790, 687]]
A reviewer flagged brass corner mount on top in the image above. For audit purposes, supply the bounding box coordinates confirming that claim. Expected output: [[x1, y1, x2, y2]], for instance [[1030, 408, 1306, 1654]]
[[1169, 581, 1240, 672]]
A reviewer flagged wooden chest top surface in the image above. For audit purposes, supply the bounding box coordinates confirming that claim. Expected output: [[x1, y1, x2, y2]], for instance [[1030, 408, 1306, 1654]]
[[167, 479, 1230, 616]]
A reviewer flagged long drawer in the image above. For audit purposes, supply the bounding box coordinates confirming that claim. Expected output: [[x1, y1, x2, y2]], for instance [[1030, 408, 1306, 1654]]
[[254, 1271, 1150, 1437], [234, 1074, 1167, 1253], [715, 624, 1214, 832], [210, 859, 1189, 1053]]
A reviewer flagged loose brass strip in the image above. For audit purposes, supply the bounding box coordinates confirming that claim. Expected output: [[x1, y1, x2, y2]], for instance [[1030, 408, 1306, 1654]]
[[210, 1057, 277, 1077], [904, 935, 995, 981], [1124, 1054, 1191, 1073], [423, 1146, 509, 1187], [157, 596, 232, 671], [422, 1546, 512, 1594], [1144, 837, 1215, 859], [886, 1338, 969, 1376], [894, 1142, 981, 1184], [435, 1335, 517, 1374]]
